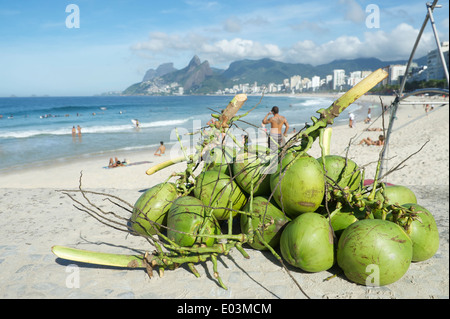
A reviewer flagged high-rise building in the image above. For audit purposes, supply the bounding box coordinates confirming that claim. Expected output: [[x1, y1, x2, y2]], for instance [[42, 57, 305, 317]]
[[311, 76, 321, 91], [388, 65, 407, 85], [290, 75, 301, 92], [333, 69, 345, 90], [427, 41, 449, 81]]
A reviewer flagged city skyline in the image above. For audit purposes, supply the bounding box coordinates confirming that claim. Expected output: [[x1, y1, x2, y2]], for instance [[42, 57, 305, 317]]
[[0, 0, 448, 97]]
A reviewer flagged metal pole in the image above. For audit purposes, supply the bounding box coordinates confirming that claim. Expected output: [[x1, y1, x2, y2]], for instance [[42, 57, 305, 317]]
[[379, 0, 439, 177], [398, 0, 438, 96], [427, 2, 450, 86]]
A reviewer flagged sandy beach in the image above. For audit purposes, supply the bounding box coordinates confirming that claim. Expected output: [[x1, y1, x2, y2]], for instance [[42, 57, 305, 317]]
[[0, 93, 448, 299]]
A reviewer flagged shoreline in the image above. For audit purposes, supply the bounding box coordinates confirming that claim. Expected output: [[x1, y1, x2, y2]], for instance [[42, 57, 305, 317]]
[[1, 92, 427, 175], [0, 93, 391, 174], [1, 94, 448, 189]]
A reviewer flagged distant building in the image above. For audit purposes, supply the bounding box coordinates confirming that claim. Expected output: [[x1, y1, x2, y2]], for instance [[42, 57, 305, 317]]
[[408, 65, 428, 83], [302, 78, 311, 91], [388, 65, 407, 85], [427, 41, 449, 81], [311, 76, 321, 91], [361, 71, 372, 78], [333, 69, 346, 91], [290, 75, 301, 92], [251, 81, 260, 93], [267, 83, 277, 93], [283, 78, 290, 91], [348, 71, 362, 87]]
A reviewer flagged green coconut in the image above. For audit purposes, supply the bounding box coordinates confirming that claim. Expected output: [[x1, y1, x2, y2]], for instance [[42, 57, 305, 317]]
[[204, 145, 235, 175], [402, 203, 439, 262], [376, 185, 417, 205], [167, 196, 221, 247], [328, 205, 373, 237], [233, 145, 271, 196], [337, 219, 413, 286], [241, 196, 290, 250], [130, 182, 178, 236], [317, 155, 361, 191], [270, 153, 325, 218], [280, 213, 334, 272], [193, 170, 247, 220]]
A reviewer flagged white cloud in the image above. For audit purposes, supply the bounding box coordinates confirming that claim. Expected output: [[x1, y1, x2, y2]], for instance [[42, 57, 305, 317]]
[[131, 21, 439, 69], [362, 23, 436, 60], [131, 32, 282, 67], [339, 0, 366, 24], [200, 38, 282, 63], [283, 23, 437, 65]]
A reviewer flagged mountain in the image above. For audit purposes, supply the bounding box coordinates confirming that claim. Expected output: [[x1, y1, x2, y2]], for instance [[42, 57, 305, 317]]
[[123, 55, 427, 95], [161, 55, 214, 91], [123, 56, 217, 95], [221, 58, 315, 84], [142, 62, 177, 82]]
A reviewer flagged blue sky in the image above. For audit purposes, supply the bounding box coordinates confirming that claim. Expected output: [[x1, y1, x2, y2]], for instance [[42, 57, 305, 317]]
[[0, 0, 448, 96]]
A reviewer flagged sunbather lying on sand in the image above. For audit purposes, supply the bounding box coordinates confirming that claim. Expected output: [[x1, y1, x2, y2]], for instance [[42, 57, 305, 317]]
[[359, 135, 385, 146], [108, 157, 126, 168]]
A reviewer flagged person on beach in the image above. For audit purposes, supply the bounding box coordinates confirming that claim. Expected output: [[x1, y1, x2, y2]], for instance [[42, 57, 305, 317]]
[[359, 135, 385, 146], [77, 125, 82, 137], [72, 126, 76, 137], [108, 158, 116, 168], [364, 127, 383, 131], [262, 106, 289, 152], [154, 141, 166, 156], [349, 112, 355, 128], [108, 157, 125, 168], [364, 108, 372, 124]]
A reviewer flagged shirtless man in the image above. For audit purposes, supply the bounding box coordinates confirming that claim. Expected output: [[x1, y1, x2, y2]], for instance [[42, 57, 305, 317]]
[[154, 141, 166, 156], [262, 106, 289, 152]]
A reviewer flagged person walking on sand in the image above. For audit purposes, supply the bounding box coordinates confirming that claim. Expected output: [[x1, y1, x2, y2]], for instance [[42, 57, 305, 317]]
[[154, 141, 166, 156], [364, 108, 372, 124], [262, 106, 289, 152], [349, 112, 355, 128]]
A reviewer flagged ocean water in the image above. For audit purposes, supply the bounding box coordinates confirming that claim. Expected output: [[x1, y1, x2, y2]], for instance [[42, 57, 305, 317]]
[[0, 95, 373, 171]]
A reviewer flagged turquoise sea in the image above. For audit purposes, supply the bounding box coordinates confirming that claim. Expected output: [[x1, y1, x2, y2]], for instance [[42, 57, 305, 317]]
[[0, 95, 374, 171]]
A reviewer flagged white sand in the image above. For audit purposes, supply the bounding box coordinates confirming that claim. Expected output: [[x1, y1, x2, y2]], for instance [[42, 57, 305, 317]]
[[0, 93, 448, 299]]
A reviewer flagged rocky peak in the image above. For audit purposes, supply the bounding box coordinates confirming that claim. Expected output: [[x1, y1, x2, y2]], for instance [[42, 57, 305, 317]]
[[143, 62, 177, 82], [188, 55, 202, 69]]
